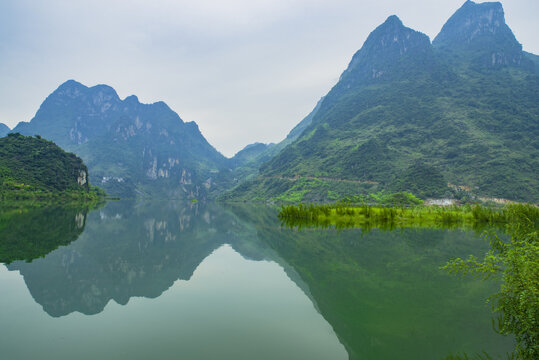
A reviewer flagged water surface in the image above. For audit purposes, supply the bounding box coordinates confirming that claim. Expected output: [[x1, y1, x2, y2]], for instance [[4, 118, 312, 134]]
[[0, 201, 514, 359]]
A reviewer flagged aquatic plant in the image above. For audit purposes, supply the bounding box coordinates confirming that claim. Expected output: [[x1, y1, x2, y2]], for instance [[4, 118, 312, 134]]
[[278, 203, 514, 231]]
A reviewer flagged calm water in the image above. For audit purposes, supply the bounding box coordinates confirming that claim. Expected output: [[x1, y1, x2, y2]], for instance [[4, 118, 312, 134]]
[[0, 201, 514, 359]]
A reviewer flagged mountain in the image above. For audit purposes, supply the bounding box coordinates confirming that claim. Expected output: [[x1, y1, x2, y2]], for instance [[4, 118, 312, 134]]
[[433, 0, 529, 69], [227, 1, 539, 202], [524, 51, 539, 70], [0, 123, 9, 137], [227, 97, 325, 186], [13, 80, 229, 198], [231, 142, 275, 169], [0, 133, 96, 199]]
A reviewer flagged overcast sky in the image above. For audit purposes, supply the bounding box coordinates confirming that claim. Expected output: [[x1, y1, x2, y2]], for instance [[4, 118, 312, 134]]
[[1, 0, 537, 157]]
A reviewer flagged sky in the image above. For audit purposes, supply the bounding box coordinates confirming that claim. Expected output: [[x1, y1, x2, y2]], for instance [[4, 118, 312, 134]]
[[1, 0, 537, 157]]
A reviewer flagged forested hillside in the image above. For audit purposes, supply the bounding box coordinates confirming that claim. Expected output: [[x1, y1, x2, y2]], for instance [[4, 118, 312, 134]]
[[0, 133, 97, 199], [227, 1, 539, 202], [13, 81, 229, 198]]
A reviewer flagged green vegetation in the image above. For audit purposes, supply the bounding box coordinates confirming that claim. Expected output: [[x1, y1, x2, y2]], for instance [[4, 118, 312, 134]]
[[227, 97, 325, 182], [228, 2, 539, 203], [221, 176, 381, 203], [443, 204, 539, 359], [388, 163, 450, 199], [12, 80, 230, 199], [346, 190, 424, 206], [0, 133, 104, 201], [276, 202, 539, 358], [278, 202, 525, 231]]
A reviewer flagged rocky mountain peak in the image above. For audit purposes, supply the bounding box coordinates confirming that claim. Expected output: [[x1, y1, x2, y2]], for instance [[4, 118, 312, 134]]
[[340, 15, 431, 83], [435, 1, 510, 44], [12, 80, 229, 198], [90, 84, 121, 103], [361, 15, 429, 57], [54, 79, 88, 99], [124, 95, 140, 104], [433, 1, 522, 66], [0, 123, 10, 137], [50, 80, 121, 106]]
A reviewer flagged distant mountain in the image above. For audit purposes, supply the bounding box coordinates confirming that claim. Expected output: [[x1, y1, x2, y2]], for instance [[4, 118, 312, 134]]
[[13, 80, 229, 198], [0, 133, 92, 197], [227, 97, 325, 185], [0, 123, 9, 137], [231, 142, 275, 169], [433, 1, 531, 69], [227, 1, 539, 202], [525, 51, 539, 70]]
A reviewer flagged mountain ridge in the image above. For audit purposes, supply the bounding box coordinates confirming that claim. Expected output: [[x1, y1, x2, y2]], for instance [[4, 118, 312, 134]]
[[226, 1, 539, 202], [12, 80, 230, 198]]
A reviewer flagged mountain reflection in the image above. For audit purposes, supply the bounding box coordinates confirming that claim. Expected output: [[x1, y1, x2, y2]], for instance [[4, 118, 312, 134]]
[[228, 204, 515, 360], [7, 200, 265, 317], [3, 201, 514, 359], [0, 204, 89, 264]]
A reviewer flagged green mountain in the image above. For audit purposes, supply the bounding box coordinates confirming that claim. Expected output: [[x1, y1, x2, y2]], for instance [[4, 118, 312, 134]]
[[226, 97, 325, 188], [228, 1, 539, 202], [0, 133, 96, 198], [232, 97, 324, 170], [525, 51, 539, 69], [13, 80, 229, 198], [0, 123, 9, 137], [231, 142, 275, 169]]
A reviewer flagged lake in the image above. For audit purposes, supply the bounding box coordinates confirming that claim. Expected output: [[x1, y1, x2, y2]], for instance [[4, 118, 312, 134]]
[[0, 200, 514, 359]]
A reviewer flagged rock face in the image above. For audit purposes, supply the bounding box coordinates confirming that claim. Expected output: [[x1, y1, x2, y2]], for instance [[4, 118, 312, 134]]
[[13, 81, 229, 198], [340, 15, 433, 85], [433, 1, 525, 68]]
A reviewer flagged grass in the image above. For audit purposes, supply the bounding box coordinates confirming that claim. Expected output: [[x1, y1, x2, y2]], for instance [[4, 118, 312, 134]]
[[278, 202, 532, 231]]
